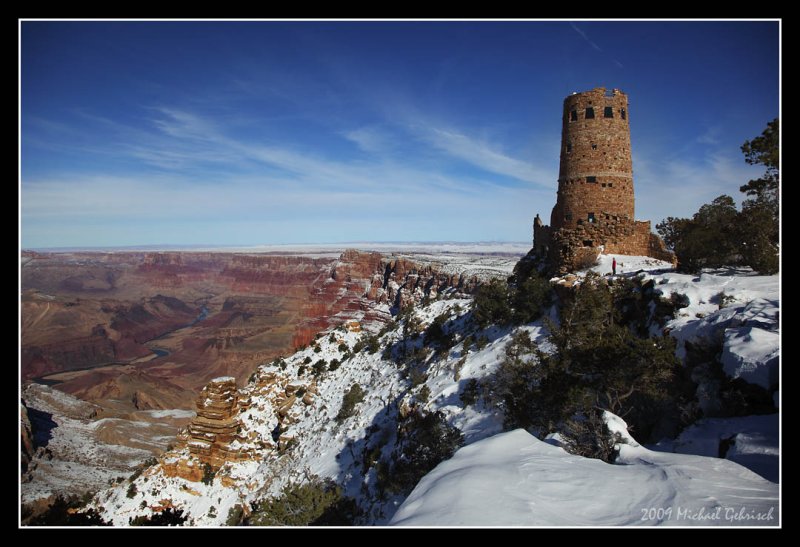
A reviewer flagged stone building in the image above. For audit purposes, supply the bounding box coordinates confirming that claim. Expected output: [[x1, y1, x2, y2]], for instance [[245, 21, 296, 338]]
[[533, 87, 675, 272]]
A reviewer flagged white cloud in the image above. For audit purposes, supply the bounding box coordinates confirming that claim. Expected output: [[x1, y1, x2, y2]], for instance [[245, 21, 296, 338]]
[[569, 23, 624, 69], [633, 149, 762, 222], [341, 126, 389, 153], [399, 116, 553, 189]]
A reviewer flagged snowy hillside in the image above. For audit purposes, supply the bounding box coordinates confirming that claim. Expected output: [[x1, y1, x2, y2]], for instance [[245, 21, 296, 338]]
[[391, 258, 779, 527], [87, 255, 778, 527], [92, 296, 521, 525]]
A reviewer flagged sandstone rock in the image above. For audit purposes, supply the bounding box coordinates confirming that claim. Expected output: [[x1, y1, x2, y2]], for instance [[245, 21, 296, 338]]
[[150, 499, 175, 512], [166, 376, 258, 479], [277, 395, 297, 418], [219, 475, 238, 488]]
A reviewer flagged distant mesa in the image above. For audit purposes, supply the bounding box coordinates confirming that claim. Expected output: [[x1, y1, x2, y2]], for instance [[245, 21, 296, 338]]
[[533, 87, 675, 272]]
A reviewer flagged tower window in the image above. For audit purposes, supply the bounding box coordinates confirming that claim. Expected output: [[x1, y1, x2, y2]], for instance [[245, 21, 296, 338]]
[[601, 183, 607, 188], [567, 142, 572, 152], [620, 108, 627, 120], [570, 110, 578, 122], [587, 213, 596, 223], [604, 106, 614, 118], [583, 240, 594, 247], [591, 143, 597, 150], [585, 107, 595, 119], [565, 213, 572, 221], [586, 176, 597, 183]]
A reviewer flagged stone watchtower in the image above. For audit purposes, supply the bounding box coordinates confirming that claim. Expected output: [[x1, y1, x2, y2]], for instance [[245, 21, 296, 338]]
[[533, 87, 675, 272], [551, 88, 633, 230]]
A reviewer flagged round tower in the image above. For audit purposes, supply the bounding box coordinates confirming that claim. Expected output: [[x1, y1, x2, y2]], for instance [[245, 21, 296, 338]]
[[550, 87, 634, 230]]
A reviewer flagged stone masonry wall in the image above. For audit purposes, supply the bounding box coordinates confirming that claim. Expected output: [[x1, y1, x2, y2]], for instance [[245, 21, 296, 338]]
[[551, 87, 634, 230], [534, 87, 675, 272]]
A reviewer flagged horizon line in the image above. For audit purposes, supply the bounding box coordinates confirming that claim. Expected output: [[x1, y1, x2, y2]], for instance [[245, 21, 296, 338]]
[[23, 240, 532, 254]]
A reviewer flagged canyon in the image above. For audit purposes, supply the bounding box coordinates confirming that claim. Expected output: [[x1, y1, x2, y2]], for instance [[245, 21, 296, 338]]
[[20, 245, 523, 509]]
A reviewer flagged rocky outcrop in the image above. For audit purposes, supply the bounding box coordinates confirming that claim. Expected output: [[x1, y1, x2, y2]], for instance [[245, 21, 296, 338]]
[[175, 377, 252, 469], [293, 250, 483, 346], [160, 369, 326, 480], [21, 402, 34, 474], [378, 257, 481, 309]]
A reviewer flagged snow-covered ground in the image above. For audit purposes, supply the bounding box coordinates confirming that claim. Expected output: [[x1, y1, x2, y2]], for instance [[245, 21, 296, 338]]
[[640, 268, 779, 398], [589, 255, 779, 393], [391, 415, 778, 526], [591, 252, 674, 276], [390, 252, 522, 281], [390, 257, 780, 527], [92, 295, 543, 525], [87, 253, 779, 527], [653, 414, 779, 483]]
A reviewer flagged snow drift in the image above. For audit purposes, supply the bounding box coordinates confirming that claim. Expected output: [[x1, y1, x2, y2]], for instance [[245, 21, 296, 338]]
[[391, 416, 778, 527]]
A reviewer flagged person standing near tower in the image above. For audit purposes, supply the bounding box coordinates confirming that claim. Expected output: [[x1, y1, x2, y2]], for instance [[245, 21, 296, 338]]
[[612, 257, 617, 276]]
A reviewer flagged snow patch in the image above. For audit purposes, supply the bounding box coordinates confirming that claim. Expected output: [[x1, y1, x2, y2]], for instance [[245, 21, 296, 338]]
[[721, 327, 779, 389]]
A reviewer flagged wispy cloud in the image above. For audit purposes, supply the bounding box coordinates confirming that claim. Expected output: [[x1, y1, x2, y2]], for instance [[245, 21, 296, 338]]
[[633, 149, 761, 222], [413, 124, 552, 187], [570, 23, 602, 52], [570, 22, 624, 69], [341, 126, 389, 154], [22, 108, 553, 242], [696, 126, 722, 146], [122, 105, 552, 193]]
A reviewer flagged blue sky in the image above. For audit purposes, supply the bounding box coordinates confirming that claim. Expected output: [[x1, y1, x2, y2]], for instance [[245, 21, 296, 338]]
[[21, 20, 779, 248]]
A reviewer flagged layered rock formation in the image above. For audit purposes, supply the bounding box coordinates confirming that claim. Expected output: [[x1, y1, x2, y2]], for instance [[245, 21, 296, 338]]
[[292, 250, 483, 347], [186, 378, 241, 462], [22, 249, 488, 415], [21, 293, 200, 380], [171, 378, 251, 471], [161, 371, 318, 481]]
